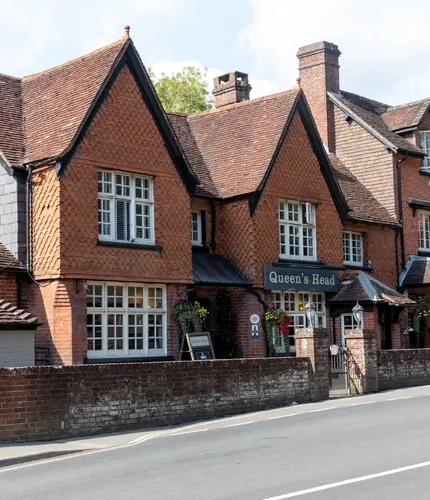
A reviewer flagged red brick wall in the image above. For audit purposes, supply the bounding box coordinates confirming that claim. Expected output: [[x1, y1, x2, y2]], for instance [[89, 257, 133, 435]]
[[0, 358, 313, 442], [57, 65, 192, 283], [0, 273, 17, 303], [334, 107, 396, 216], [378, 349, 430, 390], [253, 112, 344, 284]]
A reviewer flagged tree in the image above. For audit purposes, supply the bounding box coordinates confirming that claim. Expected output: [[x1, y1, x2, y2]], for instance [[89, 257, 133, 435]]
[[147, 66, 214, 114]]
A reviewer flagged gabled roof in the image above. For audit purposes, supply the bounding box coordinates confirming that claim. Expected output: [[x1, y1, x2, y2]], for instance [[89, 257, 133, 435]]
[[331, 271, 414, 305], [0, 299, 38, 327], [330, 156, 397, 225], [169, 90, 350, 220], [0, 36, 198, 192], [170, 89, 300, 198], [382, 98, 430, 132], [0, 242, 25, 271], [329, 91, 423, 157]]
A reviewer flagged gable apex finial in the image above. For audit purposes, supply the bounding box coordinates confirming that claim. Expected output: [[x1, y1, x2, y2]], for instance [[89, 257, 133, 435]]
[[124, 25, 130, 38]]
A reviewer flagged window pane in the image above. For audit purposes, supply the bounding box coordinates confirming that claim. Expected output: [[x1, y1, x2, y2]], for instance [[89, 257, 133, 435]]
[[148, 314, 164, 350], [279, 224, 286, 256], [420, 132, 430, 170], [98, 171, 112, 194], [279, 201, 286, 221], [128, 286, 144, 309], [128, 314, 144, 350], [98, 198, 111, 236], [288, 225, 300, 256], [148, 287, 164, 309], [115, 174, 131, 197], [419, 214, 430, 250], [116, 199, 131, 241], [87, 285, 103, 308], [87, 314, 102, 351], [107, 314, 124, 350], [287, 203, 300, 222], [107, 285, 123, 308]]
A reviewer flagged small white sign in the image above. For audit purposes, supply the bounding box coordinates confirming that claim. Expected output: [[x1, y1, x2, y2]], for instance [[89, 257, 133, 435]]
[[189, 335, 210, 348], [250, 314, 260, 325]]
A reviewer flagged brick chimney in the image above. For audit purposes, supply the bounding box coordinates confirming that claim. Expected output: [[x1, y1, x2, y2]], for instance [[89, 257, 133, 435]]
[[213, 72, 252, 108], [297, 41, 341, 153]]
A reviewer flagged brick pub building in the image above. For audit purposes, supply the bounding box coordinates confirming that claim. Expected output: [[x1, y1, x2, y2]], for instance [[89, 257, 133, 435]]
[[0, 29, 416, 365]]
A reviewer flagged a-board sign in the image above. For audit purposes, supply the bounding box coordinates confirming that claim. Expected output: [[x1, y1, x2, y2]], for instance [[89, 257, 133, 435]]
[[179, 332, 215, 361]]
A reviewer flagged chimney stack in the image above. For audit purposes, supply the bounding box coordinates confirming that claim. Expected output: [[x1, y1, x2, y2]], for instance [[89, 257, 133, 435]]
[[297, 41, 341, 153], [213, 72, 252, 108]]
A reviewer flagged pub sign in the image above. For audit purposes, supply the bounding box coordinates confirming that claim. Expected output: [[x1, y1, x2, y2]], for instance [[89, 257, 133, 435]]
[[263, 264, 339, 292]]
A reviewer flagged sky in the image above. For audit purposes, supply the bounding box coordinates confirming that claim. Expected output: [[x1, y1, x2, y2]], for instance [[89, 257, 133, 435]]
[[1, 0, 430, 105]]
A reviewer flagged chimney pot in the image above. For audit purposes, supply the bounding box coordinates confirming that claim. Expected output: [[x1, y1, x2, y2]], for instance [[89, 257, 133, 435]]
[[124, 25, 130, 38]]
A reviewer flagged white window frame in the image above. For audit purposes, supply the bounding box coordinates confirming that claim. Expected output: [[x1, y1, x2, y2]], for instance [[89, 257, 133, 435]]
[[419, 211, 430, 251], [86, 282, 167, 359], [191, 211, 203, 246], [420, 131, 430, 171], [97, 169, 155, 245], [343, 231, 364, 266], [271, 291, 326, 353], [279, 200, 317, 261]]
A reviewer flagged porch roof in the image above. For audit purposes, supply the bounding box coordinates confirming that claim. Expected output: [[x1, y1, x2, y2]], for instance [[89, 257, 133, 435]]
[[192, 251, 251, 287], [401, 256, 430, 287], [330, 272, 414, 306]]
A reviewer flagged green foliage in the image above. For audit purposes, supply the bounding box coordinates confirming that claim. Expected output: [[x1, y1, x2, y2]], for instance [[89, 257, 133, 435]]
[[147, 66, 214, 113], [172, 298, 208, 336], [214, 292, 242, 358]]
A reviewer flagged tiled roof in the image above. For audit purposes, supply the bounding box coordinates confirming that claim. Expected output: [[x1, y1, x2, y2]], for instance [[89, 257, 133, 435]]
[[382, 98, 430, 132], [329, 91, 423, 156], [401, 257, 430, 286], [0, 73, 23, 165], [330, 156, 397, 225], [331, 271, 414, 305], [0, 299, 38, 326], [0, 38, 128, 166], [169, 90, 299, 198], [0, 242, 25, 271], [22, 39, 127, 164], [168, 112, 218, 197]]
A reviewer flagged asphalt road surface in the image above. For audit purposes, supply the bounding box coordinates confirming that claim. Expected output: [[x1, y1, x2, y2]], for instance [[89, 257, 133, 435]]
[[2, 386, 430, 499]]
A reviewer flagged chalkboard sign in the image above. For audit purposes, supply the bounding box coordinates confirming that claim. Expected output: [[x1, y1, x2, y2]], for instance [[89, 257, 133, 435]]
[[179, 332, 215, 361]]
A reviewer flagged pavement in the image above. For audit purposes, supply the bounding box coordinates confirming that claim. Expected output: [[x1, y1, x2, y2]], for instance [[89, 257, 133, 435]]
[[1, 385, 430, 499]]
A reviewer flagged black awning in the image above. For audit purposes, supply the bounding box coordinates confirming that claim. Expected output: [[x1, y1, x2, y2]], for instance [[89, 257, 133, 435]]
[[192, 251, 251, 287], [401, 257, 430, 287]]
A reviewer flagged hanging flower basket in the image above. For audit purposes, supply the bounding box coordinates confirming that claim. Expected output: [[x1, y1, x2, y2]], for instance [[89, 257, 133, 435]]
[[172, 297, 209, 337], [263, 302, 293, 355]]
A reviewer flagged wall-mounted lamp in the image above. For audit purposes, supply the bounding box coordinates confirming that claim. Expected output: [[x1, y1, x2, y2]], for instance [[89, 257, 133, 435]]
[[352, 301, 364, 327], [304, 300, 316, 328]]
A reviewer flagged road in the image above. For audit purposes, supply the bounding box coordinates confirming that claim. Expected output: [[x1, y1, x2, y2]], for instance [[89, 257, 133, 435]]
[[1, 386, 430, 499]]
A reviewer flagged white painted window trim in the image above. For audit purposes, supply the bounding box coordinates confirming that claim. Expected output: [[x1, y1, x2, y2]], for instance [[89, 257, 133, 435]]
[[419, 131, 430, 171], [343, 231, 364, 266], [86, 282, 167, 359], [97, 169, 155, 245], [419, 211, 430, 251], [191, 211, 203, 246], [278, 200, 317, 261]]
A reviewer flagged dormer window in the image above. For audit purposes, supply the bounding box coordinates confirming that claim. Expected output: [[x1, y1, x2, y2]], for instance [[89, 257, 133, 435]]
[[419, 131, 430, 171], [279, 200, 316, 260], [343, 232, 363, 266], [419, 212, 430, 251]]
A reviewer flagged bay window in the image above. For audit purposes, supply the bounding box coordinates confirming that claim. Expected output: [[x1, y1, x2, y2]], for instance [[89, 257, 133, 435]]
[[87, 282, 166, 358], [279, 200, 316, 260], [343, 232, 363, 266], [97, 169, 154, 244], [419, 212, 430, 250], [272, 291, 326, 353]]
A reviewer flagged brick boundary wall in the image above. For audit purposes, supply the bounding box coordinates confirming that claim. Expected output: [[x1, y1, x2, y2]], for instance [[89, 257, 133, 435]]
[[0, 358, 313, 443], [377, 349, 430, 391]]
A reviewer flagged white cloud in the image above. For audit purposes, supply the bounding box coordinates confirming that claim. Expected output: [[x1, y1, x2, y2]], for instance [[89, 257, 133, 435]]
[[241, 0, 430, 104], [150, 59, 280, 99]]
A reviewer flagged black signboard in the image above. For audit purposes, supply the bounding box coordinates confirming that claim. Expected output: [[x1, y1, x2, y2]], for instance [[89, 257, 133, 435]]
[[179, 333, 215, 361], [263, 264, 339, 292]]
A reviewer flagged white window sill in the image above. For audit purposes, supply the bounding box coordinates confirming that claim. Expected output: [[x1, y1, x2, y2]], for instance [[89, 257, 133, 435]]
[[97, 240, 163, 251]]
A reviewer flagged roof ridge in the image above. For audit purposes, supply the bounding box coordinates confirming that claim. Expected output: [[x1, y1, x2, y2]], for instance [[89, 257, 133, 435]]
[[340, 90, 391, 111], [188, 88, 299, 118], [0, 72, 22, 81], [386, 97, 430, 111], [23, 38, 128, 81]]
